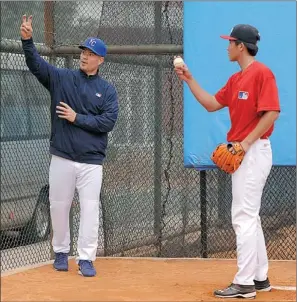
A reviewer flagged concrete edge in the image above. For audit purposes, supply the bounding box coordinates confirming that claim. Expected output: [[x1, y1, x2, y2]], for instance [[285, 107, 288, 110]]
[[1, 256, 76, 277], [1, 256, 295, 277]]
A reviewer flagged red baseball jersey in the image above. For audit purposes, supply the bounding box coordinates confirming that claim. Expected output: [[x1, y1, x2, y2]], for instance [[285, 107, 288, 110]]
[[215, 61, 281, 142]]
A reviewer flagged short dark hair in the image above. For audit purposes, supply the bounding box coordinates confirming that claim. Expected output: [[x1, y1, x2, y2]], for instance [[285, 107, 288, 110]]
[[235, 40, 258, 56]]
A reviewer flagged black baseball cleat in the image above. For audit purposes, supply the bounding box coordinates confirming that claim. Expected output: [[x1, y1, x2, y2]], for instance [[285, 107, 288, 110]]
[[214, 283, 256, 299], [254, 278, 272, 292]]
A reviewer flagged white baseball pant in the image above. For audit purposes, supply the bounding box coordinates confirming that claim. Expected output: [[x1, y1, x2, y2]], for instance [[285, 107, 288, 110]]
[[49, 155, 103, 262], [232, 139, 272, 285]]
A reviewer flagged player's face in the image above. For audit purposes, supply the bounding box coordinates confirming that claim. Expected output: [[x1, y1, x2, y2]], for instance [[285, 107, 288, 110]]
[[227, 40, 241, 61], [80, 48, 104, 75]]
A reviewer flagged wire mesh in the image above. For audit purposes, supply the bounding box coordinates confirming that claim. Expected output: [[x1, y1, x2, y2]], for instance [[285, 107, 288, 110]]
[[0, 1, 295, 273]]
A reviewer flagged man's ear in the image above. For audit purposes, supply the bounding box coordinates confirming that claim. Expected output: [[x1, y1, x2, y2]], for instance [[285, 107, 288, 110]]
[[98, 57, 104, 66]]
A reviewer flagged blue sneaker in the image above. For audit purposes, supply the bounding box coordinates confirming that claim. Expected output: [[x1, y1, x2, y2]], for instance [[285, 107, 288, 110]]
[[78, 260, 96, 277], [53, 252, 68, 271]]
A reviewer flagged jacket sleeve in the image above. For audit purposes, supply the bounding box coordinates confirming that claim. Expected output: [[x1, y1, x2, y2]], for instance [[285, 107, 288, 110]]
[[73, 86, 119, 133], [21, 38, 59, 91]]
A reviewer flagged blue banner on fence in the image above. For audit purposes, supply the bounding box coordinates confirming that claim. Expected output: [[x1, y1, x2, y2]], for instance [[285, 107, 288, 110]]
[[183, 1, 296, 169]]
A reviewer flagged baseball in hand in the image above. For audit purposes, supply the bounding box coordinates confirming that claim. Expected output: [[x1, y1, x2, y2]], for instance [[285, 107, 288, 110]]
[[173, 57, 185, 67]]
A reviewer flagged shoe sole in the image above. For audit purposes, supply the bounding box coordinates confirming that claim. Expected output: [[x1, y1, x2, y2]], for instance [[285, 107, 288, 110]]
[[215, 292, 256, 299], [78, 270, 96, 277], [53, 265, 68, 272], [54, 268, 68, 271]]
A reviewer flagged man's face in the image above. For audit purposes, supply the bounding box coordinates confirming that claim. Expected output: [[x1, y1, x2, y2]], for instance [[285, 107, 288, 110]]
[[79, 48, 104, 74], [227, 40, 243, 61]]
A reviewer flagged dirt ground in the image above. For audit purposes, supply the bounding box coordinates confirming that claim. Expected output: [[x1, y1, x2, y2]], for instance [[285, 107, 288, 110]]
[[1, 258, 296, 301]]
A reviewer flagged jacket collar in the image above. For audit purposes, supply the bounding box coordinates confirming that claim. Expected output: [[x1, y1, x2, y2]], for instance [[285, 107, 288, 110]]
[[79, 69, 99, 79]]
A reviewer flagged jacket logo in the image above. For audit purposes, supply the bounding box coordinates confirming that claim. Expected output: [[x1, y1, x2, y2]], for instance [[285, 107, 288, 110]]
[[238, 91, 249, 100], [96, 93, 102, 98]]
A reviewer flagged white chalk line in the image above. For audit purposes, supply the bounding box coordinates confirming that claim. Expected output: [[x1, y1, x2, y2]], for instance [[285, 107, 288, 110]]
[[271, 285, 296, 291]]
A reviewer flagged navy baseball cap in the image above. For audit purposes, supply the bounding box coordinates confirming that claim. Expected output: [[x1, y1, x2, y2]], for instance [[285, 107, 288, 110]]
[[79, 37, 107, 57], [220, 24, 260, 50]]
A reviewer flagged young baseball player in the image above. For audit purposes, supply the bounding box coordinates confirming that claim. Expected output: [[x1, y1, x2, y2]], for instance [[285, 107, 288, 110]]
[[20, 15, 119, 277], [174, 24, 280, 299]]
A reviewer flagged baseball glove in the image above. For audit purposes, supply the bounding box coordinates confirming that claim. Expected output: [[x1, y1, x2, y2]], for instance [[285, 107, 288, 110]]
[[211, 142, 245, 174]]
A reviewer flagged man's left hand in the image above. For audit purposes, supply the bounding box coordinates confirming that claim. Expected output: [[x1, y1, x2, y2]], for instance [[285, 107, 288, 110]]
[[56, 102, 77, 123]]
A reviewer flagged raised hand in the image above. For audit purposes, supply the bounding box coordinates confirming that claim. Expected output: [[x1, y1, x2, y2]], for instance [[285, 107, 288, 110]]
[[20, 15, 33, 40], [174, 63, 193, 83]]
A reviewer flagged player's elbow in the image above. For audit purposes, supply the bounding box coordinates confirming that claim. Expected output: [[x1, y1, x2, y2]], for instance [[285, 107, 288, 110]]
[[206, 106, 218, 112], [206, 103, 223, 112], [206, 96, 224, 112]]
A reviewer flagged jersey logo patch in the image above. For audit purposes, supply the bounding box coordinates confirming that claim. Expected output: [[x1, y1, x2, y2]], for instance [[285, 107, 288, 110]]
[[238, 91, 249, 100]]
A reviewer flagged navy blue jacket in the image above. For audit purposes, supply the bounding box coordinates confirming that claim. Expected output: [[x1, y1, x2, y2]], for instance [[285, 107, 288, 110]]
[[22, 38, 119, 165]]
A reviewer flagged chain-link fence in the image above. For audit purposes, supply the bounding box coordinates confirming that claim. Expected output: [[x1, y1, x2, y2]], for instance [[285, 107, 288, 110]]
[[1, 1, 295, 273]]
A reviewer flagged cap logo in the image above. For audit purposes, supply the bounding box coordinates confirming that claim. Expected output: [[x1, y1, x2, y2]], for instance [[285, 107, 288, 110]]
[[89, 38, 96, 47]]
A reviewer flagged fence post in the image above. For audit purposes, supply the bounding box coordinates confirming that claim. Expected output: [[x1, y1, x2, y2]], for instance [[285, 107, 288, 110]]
[[63, 55, 75, 257], [44, 0, 55, 260], [200, 170, 208, 258], [181, 182, 189, 256], [218, 170, 229, 225], [44, 1, 54, 47], [153, 1, 163, 254]]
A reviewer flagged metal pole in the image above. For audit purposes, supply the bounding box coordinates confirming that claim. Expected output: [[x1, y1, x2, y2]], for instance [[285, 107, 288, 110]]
[[153, 1, 163, 255], [44, 0, 55, 260], [217, 170, 229, 225], [181, 184, 189, 256], [0, 40, 182, 56], [23, 72, 32, 138], [44, 1, 54, 47], [55, 44, 182, 55], [63, 55, 75, 257], [200, 170, 208, 258]]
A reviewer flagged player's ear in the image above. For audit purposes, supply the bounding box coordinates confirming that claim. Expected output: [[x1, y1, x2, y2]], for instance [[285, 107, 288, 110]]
[[239, 42, 245, 52]]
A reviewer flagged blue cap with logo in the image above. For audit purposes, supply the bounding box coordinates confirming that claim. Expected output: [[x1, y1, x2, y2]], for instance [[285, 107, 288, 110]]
[[79, 37, 107, 57]]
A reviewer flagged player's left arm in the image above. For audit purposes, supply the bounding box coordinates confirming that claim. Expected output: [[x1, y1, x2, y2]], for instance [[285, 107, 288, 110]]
[[241, 73, 280, 151], [241, 111, 279, 151], [56, 86, 119, 133]]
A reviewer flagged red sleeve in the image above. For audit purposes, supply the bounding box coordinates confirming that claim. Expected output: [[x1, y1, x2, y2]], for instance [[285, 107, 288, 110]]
[[214, 76, 233, 107], [257, 71, 281, 113]]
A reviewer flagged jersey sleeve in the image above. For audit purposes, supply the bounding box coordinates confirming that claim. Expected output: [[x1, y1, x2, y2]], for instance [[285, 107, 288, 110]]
[[257, 71, 281, 113], [214, 76, 233, 107]]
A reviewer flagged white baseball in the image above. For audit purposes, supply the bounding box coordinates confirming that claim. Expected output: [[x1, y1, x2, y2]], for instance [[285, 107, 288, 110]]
[[173, 57, 184, 67]]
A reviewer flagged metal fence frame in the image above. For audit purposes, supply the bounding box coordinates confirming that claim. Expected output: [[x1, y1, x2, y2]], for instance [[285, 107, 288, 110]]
[[1, 39, 295, 260]]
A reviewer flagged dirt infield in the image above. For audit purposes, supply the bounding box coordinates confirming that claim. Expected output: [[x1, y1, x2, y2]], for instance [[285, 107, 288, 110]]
[[1, 258, 296, 301]]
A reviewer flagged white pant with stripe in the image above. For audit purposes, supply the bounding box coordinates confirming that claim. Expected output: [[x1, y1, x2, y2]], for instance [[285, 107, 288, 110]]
[[232, 139, 272, 285], [49, 155, 103, 262]]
